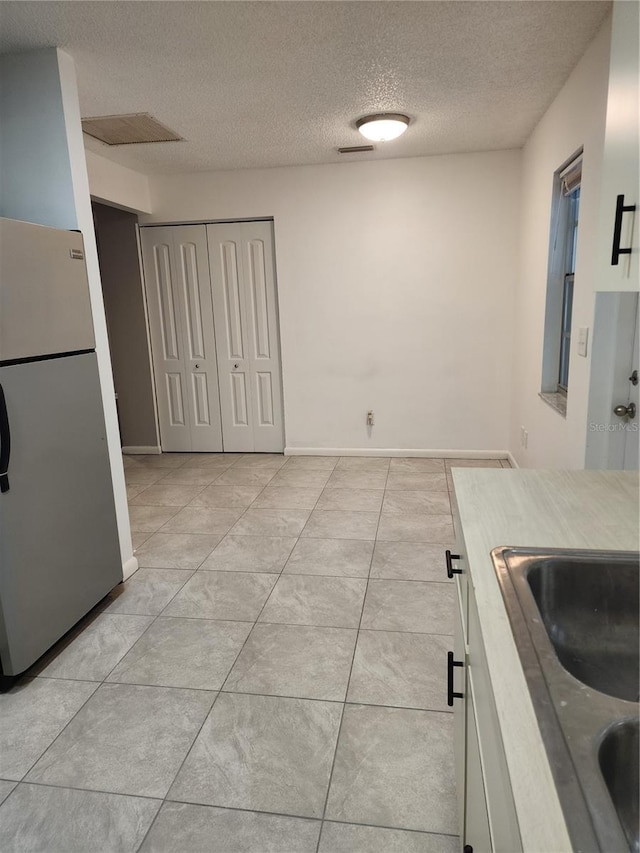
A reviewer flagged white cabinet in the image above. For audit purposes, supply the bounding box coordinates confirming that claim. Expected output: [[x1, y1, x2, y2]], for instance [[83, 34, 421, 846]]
[[464, 668, 492, 853], [450, 495, 522, 853], [596, 0, 639, 292]]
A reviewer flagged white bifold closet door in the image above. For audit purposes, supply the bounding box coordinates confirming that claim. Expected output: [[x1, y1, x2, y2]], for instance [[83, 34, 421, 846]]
[[206, 221, 284, 453], [139, 225, 223, 452]]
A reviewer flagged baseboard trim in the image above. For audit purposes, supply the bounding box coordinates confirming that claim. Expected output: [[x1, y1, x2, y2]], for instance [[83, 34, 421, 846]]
[[122, 446, 162, 455], [507, 451, 520, 468], [285, 447, 509, 459], [122, 555, 139, 581]]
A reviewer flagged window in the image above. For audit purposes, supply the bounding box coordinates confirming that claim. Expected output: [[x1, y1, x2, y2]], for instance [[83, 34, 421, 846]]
[[541, 152, 582, 412], [558, 185, 580, 390]]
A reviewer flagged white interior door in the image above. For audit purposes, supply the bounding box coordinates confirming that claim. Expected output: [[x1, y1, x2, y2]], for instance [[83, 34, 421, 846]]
[[173, 226, 224, 452], [586, 291, 639, 470], [140, 226, 223, 452], [207, 221, 284, 452]]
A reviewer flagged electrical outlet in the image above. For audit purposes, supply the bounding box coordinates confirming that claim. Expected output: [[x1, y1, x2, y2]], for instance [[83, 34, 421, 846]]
[[367, 410, 374, 426]]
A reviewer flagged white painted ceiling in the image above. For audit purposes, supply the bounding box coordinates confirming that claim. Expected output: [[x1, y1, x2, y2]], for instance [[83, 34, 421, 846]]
[[0, 1, 610, 174]]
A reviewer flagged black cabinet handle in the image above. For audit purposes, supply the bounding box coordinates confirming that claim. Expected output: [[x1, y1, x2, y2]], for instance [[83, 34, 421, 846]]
[[0, 383, 10, 494], [447, 651, 464, 706], [446, 549, 461, 578], [611, 194, 636, 265]]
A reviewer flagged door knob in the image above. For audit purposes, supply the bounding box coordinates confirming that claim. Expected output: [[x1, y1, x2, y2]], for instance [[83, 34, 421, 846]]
[[613, 403, 636, 419]]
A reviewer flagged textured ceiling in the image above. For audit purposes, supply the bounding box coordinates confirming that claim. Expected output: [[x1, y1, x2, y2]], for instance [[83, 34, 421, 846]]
[[0, 1, 610, 174]]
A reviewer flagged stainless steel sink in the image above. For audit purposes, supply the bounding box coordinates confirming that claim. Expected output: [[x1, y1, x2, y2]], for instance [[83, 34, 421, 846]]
[[599, 720, 640, 853], [526, 555, 639, 702], [492, 547, 640, 853]]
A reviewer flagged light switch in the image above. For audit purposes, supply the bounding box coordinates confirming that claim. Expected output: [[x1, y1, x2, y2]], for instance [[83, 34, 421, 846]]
[[577, 326, 589, 357]]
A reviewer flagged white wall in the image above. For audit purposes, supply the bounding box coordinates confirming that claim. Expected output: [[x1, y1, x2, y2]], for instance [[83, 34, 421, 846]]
[[509, 18, 611, 469], [0, 50, 77, 228], [594, 0, 639, 294], [143, 151, 521, 455], [0, 47, 136, 579], [86, 150, 152, 214]]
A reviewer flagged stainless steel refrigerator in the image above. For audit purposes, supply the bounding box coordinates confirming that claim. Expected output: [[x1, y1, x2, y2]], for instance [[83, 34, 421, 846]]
[[0, 217, 122, 676]]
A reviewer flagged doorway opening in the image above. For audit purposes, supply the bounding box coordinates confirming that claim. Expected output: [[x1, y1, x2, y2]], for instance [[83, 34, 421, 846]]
[[92, 202, 160, 454]]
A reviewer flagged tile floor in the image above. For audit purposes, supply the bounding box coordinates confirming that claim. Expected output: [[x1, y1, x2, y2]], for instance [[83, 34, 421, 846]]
[[0, 452, 509, 853]]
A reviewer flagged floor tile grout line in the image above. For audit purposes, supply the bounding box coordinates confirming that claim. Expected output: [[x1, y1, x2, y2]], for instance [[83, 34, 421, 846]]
[[276, 482, 328, 578], [130, 455, 288, 853], [97, 564, 200, 684], [24, 552, 201, 782], [133, 559, 454, 584], [215, 690, 454, 717], [138, 792, 462, 842], [314, 460, 389, 853], [178, 466, 314, 544], [318, 815, 459, 839], [4, 777, 166, 803], [134, 468, 285, 567], [35, 552, 195, 692], [97, 605, 454, 636], [22, 557, 201, 781], [223, 471, 324, 624], [28, 674, 454, 714], [11, 678, 102, 786], [3, 777, 461, 845], [135, 462, 304, 853], [133, 688, 223, 853]]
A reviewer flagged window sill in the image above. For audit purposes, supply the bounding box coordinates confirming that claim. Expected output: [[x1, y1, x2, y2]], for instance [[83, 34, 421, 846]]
[[539, 391, 567, 418]]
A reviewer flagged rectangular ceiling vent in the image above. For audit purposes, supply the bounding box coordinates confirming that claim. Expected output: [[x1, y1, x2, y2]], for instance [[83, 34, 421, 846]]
[[81, 113, 183, 145], [337, 145, 374, 154]]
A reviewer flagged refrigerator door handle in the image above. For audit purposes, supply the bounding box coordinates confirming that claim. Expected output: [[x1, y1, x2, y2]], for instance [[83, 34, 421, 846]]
[[0, 383, 10, 493]]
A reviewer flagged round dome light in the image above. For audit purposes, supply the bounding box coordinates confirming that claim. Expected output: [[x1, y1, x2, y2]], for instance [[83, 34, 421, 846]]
[[356, 113, 410, 142]]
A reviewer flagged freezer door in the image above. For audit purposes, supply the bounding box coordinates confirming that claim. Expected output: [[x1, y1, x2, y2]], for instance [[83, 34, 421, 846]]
[[0, 217, 95, 362], [0, 353, 121, 675]]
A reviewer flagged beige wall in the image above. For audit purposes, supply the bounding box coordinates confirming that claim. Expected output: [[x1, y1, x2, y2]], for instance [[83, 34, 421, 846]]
[[93, 202, 158, 450]]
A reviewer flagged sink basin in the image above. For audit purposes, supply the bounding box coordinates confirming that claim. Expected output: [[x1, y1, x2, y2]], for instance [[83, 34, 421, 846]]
[[599, 720, 640, 853], [526, 555, 639, 701], [492, 547, 640, 852]]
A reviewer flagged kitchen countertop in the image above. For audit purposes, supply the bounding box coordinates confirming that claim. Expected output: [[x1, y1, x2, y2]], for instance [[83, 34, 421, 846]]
[[451, 467, 639, 853]]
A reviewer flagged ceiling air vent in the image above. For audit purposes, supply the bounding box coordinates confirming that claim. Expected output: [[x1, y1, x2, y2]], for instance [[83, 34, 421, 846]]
[[81, 113, 182, 145], [337, 145, 374, 154]]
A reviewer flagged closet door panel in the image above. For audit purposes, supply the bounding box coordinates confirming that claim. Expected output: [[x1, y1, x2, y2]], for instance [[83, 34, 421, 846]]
[[241, 222, 284, 452], [139, 228, 191, 451], [173, 226, 223, 452], [207, 224, 255, 452]]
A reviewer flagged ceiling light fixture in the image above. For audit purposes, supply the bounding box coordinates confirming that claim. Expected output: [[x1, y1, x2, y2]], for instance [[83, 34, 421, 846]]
[[356, 113, 410, 142]]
